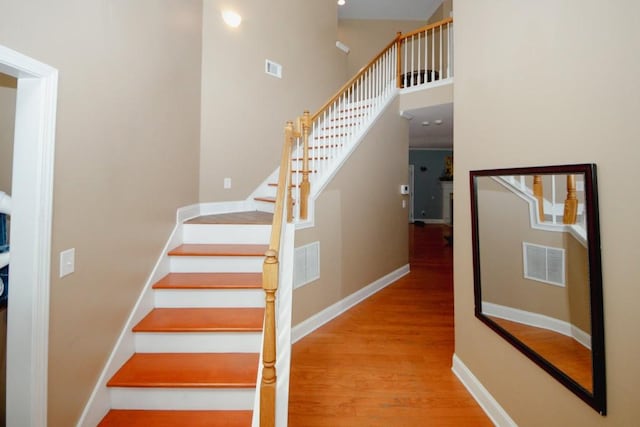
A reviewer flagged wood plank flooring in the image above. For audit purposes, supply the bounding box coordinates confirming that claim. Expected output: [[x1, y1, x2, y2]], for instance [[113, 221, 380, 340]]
[[488, 316, 592, 391], [288, 224, 492, 426]]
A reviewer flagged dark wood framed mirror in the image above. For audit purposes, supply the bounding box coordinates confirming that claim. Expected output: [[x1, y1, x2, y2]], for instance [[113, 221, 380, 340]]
[[470, 164, 606, 415]]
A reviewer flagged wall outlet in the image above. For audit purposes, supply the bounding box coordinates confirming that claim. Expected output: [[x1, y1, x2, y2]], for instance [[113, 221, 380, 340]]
[[224, 177, 231, 189], [60, 248, 75, 278]]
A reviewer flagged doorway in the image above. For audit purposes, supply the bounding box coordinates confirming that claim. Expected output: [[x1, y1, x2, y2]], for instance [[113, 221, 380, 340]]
[[0, 45, 58, 425]]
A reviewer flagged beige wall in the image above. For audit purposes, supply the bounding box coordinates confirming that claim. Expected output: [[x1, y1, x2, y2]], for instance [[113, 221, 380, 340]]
[[455, 0, 640, 424], [427, 0, 453, 24], [0, 1, 202, 425], [0, 73, 16, 194], [293, 97, 409, 324], [338, 19, 426, 77], [199, 0, 347, 202]]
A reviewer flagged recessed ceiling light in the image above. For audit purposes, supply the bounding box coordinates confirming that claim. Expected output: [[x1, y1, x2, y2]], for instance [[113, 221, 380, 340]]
[[337, 0, 346, 5], [222, 10, 242, 28], [434, 119, 443, 125], [422, 121, 430, 126]]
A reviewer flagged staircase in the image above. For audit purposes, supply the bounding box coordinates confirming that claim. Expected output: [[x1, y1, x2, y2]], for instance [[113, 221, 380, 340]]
[[97, 212, 272, 426], [84, 18, 454, 426]]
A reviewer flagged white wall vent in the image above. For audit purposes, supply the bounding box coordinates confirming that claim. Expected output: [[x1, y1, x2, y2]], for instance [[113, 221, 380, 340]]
[[522, 242, 565, 287], [293, 241, 319, 289], [265, 59, 282, 78]]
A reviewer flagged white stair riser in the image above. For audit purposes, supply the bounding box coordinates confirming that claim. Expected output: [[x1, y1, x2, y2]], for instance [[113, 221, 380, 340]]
[[109, 387, 255, 410], [134, 332, 262, 353], [182, 224, 270, 245], [254, 201, 275, 213], [169, 256, 264, 273], [154, 289, 265, 308]]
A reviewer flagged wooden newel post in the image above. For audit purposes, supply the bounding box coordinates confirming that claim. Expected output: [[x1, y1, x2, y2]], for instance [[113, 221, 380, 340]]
[[396, 32, 403, 88], [299, 111, 311, 220], [260, 249, 279, 427], [532, 175, 544, 221], [563, 174, 578, 224]]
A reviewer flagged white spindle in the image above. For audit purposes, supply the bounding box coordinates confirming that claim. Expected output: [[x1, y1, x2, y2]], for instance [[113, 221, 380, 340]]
[[551, 175, 557, 224], [431, 29, 435, 82], [447, 23, 451, 78], [439, 24, 443, 79]]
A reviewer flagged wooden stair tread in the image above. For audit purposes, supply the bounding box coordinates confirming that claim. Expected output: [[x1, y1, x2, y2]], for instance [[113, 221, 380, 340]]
[[98, 409, 253, 427], [133, 308, 264, 332], [254, 196, 276, 203], [153, 273, 262, 290], [168, 244, 268, 257], [107, 353, 259, 388], [185, 211, 273, 225]]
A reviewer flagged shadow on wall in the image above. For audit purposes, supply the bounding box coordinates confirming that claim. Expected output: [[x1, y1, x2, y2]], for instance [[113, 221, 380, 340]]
[[410, 149, 453, 221]]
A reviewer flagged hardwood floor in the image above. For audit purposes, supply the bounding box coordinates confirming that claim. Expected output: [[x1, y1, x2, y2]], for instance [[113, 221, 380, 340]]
[[488, 316, 592, 391], [288, 224, 492, 426]]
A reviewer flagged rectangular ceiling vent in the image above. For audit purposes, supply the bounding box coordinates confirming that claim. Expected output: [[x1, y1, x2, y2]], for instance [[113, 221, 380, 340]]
[[265, 59, 282, 78], [523, 242, 565, 287], [293, 241, 319, 289]]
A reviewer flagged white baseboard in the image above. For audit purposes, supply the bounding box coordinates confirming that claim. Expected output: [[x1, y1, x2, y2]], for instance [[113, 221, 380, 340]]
[[482, 302, 591, 349], [291, 264, 410, 343], [451, 354, 518, 427]]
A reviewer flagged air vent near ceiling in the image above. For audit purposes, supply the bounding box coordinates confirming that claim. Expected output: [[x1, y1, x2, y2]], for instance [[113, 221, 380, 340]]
[[293, 241, 320, 289], [265, 59, 282, 78], [523, 242, 565, 287]]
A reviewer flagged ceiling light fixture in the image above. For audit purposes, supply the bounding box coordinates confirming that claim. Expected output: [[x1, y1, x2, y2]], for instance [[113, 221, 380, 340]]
[[337, 0, 346, 6], [222, 10, 242, 28], [422, 121, 430, 126], [434, 119, 443, 125]]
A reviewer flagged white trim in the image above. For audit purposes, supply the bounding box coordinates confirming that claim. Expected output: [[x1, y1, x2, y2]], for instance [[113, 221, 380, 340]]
[[482, 302, 591, 350], [451, 354, 518, 427], [492, 176, 587, 247], [1, 44, 58, 427], [399, 77, 453, 94], [291, 264, 410, 343], [0, 191, 10, 214]]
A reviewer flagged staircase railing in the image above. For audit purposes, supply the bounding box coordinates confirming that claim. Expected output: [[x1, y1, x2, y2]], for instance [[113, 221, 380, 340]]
[[258, 18, 454, 426], [495, 174, 586, 245], [260, 121, 298, 427], [397, 17, 453, 88]]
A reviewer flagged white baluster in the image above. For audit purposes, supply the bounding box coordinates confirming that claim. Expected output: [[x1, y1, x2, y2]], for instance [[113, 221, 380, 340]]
[[551, 175, 557, 224], [439, 24, 443, 80]]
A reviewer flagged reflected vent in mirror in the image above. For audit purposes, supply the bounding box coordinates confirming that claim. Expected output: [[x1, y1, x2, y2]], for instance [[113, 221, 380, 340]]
[[523, 242, 565, 287], [294, 241, 319, 289]]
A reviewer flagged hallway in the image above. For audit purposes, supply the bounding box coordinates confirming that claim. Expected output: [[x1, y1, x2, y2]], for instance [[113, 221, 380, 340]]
[[288, 224, 492, 426]]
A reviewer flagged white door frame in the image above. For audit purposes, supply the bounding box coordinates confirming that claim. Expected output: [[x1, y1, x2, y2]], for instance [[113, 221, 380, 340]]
[[0, 44, 58, 426], [408, 164, 415, 223]]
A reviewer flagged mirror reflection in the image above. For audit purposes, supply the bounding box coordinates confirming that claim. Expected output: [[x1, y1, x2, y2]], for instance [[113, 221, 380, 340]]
[[470, 164, 605, 414]]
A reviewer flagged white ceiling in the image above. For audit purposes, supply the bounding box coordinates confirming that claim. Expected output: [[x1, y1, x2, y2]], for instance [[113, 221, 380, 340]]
[[403, 103, 453, 149], [338, 0, 443, 21]]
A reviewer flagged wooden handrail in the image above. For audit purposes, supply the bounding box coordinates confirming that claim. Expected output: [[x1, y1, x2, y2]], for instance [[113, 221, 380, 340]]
[[399, 17, 453, 41], [311, 36, 400, 122], [311, 17, 453, 122], [261, 121, 296, 427]]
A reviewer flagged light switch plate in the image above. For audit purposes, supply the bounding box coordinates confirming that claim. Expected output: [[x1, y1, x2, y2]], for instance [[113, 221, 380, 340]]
[[224, 178, 232, 189], [60, 248, 75, 278]]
